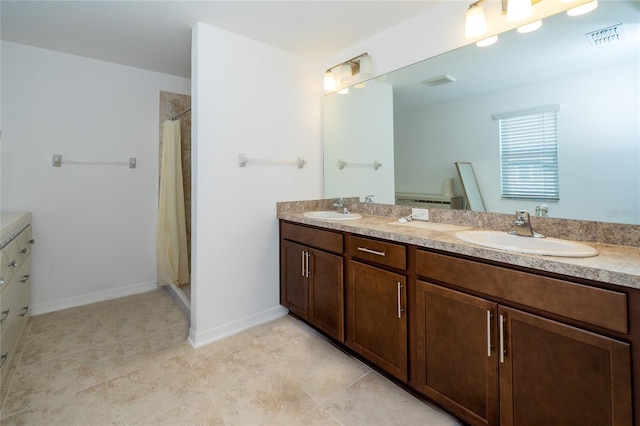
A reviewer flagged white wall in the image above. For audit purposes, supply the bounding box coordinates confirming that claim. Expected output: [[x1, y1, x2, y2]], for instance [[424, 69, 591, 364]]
[[189, 23, 322, 347], [1, 41, 190, 313], [395, 61, 639, 223], [323, 81, 395, 204]]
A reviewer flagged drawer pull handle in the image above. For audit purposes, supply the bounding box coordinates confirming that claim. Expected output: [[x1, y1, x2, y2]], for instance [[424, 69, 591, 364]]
[[20, 306, 29, 317], [397, 282, 404, 318], [305, 252, 310, 278], [0, 353, 8, 369], [499, 314, 506, 364], [0, 309, 9, 324], [357, 247, 386, 257], [8, 260, 18, 268], [21, 274, 30, 283], [19, 248, 28, 254], [301, 251, 305, 277], [487, 310, 492, 357]]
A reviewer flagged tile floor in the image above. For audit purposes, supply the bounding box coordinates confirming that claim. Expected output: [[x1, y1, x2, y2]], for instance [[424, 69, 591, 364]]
[[0, 289, 464, 425]]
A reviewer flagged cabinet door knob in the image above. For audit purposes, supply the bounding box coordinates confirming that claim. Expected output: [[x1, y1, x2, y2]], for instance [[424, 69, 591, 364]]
[[397, 282, 404, 319], [0, 309, 9, 324], [499, 314, 506, 364], [357, 247, 386, 257], [19, 248, 28, 254], [8, 260, 18, 268], [20, 306, 29, 317], [487, 310, 493, 357], [0, 352, 8, 369], [21, 274, 30, 283], [29, 239, 35, 244]]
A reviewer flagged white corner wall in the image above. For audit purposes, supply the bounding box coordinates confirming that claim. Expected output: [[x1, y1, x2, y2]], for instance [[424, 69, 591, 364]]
[[323, 81, 395, 204], [189, 23, 322, 347], [1, 41, 190, 314]]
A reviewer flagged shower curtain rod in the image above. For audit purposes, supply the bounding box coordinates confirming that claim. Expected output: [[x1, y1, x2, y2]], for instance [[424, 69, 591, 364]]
[[171, 107, 191, 121]]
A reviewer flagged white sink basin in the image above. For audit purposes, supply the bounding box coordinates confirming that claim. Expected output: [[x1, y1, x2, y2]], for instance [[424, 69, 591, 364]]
[[455, 230, 598, 258], [303, 211, 362, 220]]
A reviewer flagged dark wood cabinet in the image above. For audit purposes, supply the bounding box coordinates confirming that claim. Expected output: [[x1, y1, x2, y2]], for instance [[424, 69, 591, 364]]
[[346, 260, 407, 381], [415, 280, 499, 425], [280, 222, 344, 341], [500, 306, 632, 426], [279, 219, 635, 425], [415, 258, 633, 426]]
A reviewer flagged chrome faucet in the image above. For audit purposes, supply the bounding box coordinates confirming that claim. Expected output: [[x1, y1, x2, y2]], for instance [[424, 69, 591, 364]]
[[364, 195, 374, 203], [509, 210, 545, 238], [333, 198, 350, 214]]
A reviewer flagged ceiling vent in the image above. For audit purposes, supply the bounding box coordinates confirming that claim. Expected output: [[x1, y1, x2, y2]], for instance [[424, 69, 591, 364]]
[[586, 23, 623, 46], [422, 74, 457, 87]]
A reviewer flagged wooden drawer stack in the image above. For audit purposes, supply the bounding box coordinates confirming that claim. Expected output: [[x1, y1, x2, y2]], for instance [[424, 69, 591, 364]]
[[1, 212, 33, 387]]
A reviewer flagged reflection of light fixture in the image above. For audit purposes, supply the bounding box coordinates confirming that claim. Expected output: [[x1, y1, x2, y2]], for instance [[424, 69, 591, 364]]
[[337, 88, 349, 95], [567, 0, 598, 16], [507, 0, 533, 22], [476, 35, 499, 47], [465, 0, 487, 38], [517, 20, 542, 33], [323, 53, 373, 91]]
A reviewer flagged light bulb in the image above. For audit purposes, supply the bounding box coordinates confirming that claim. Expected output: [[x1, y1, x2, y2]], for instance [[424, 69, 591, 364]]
[[340, 63, 353, 86], [358, 55, 373, 77], [465, 3, 487, 38], [323, 70, 335, 91], [507, 0, 533, 22]]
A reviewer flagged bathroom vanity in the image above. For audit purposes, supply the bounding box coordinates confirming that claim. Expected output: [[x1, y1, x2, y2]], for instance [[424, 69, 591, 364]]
[[278, 203, 640, 426], [1, 213, 33, 388]]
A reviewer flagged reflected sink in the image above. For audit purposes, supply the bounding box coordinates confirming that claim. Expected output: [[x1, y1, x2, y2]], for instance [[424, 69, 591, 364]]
[[303, 211, 362, 220], [455, 230, 598, 258]]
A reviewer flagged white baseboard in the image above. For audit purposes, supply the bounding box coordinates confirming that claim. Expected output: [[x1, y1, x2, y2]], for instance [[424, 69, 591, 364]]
[[30, 281, 158, 315], [188, 305, 288, 349]]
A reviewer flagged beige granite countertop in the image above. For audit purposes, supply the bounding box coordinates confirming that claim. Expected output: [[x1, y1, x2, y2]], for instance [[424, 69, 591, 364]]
[[278, 211, 640, 290]]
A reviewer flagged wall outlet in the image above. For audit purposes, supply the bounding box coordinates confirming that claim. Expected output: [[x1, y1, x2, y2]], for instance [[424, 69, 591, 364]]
[[411, 208, 429, 221]]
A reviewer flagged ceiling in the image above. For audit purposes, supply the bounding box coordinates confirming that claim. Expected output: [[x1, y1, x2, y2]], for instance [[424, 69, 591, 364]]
[[0, 0, 439, 79]]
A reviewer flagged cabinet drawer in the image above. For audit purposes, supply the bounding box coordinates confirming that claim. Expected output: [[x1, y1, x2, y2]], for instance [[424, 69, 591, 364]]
[[281, 222, 343, 254], [347, 235, 406, 270], [1, 239, 20, 291], [416, 250, 628, 334]]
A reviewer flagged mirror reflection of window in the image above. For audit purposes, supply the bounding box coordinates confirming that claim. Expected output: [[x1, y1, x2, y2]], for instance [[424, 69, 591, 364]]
[[495, 105, 560, 201]]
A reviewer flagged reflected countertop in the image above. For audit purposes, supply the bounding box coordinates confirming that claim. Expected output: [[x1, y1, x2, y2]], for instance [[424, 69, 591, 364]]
[[278, 211, 640, 290]]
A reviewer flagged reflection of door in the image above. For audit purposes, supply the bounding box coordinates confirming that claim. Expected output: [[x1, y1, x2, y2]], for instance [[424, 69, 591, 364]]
[[455, 162, 486, 211]]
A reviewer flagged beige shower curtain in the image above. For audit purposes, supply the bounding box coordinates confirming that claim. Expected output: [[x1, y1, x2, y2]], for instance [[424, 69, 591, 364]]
[[157, 119, 190, 286]]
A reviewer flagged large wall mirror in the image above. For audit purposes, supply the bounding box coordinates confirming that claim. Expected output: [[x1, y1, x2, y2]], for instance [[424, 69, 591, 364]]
[[323, 0, 639, 225]]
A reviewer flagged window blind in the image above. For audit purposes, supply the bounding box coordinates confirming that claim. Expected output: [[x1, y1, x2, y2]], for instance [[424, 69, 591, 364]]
[[497, 106, 559, 201]]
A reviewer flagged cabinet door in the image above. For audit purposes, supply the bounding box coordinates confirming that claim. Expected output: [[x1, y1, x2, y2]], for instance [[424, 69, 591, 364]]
[[308, 248, 344, 342], [281, 240, 308, 319], [499, 306, 632, 426], [346, 260, 407, 380], [415, 280, 499, 426]]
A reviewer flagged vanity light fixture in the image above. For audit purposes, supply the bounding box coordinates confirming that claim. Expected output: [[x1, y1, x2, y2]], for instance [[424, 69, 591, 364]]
[[465, 0, 548, 39], [517, 19, 542, 33], [567, 0, 598, 16], [507, 0, 533, 22], [323, 53, 373, 91], [465, 0, 487, 38]]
